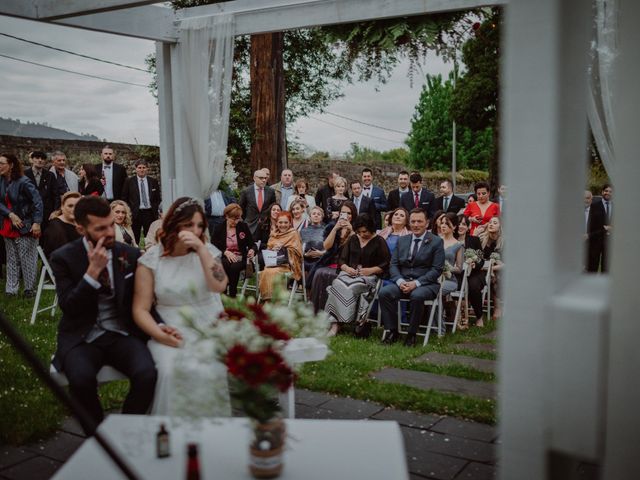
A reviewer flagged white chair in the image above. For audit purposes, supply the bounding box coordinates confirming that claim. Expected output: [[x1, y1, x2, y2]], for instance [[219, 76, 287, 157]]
[[481, 259, 495, 320], [447, 262, 471, 333], [240, 253, 261, 300], [287, 243, 307, 306], [31, 246, 58, 325], [383, 277, 444, 346]]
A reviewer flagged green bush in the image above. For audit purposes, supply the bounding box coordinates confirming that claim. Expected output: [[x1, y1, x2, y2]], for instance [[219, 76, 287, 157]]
[[587, 161, 610, 194]]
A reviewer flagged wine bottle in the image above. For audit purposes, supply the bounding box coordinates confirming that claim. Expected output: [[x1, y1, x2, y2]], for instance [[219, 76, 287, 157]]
[[186, 443, 201, 480], [156, 423, 170, 458]]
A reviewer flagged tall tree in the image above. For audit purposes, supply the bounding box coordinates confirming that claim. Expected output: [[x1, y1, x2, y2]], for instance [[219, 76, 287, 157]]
[[407, 73, 493, 171], [450, 8, 501, 192]]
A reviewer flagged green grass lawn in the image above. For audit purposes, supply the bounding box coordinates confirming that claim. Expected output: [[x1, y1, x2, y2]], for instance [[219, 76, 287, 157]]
[[1, 279, 497, 445], [298, 323, 497, 425]]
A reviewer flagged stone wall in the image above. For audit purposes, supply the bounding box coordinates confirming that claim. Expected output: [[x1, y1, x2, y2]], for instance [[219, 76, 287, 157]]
[[0, 135, 484, 195], [0, 135, 160, 178]]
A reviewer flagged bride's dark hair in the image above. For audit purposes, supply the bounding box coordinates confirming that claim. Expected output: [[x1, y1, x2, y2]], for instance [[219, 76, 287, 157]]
[[158, 197, 207, 256]]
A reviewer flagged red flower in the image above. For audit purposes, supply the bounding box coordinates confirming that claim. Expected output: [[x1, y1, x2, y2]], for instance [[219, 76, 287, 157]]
[[472, 22, 481, 31], [272, 363, 295, 392], [226, 346, 282, 387], [247, 303, 269, 322], [254, 318, 291, 341], [219, 308, 246, 321]]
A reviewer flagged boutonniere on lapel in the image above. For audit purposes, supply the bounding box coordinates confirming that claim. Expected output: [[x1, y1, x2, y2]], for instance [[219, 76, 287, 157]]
[[118, 252, 131, 273], [239, 232, 246, 240]]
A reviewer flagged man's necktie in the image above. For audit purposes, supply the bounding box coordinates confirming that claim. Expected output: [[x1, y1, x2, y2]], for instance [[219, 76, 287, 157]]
[[35, 171, 41, 187], [355, 197, 360, 211], [98, 267, 111, 295], [140, 179, 149, 208], [257, 188, 264, 211], [414, 192, 420, 208], [604, 201, 610, 219], [409, 238, 421, 263], [443, 196, 449, 211]]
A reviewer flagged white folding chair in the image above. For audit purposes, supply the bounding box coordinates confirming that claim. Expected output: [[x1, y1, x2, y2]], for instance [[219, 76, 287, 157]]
[[481, 259, 495, 320], [287, 243, 307, 306], [240, 253, 261, 300], [383, 277, 444, 346], [30, 246, 58, 325], [447, 262, 471, 333]]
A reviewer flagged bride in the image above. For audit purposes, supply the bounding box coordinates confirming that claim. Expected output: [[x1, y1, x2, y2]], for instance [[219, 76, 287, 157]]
[[132, 197, 230, 416]]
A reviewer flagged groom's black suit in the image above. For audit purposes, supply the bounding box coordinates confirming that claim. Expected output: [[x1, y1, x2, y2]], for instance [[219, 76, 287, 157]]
[[50, 238, 157, 425]]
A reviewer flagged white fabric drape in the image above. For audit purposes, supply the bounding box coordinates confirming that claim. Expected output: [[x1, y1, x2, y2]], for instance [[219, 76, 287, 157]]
[[588, 0, 617, 180], [174, 14, 235, 198]]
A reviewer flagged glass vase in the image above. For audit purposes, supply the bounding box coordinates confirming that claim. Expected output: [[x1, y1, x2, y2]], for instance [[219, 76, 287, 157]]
[[248, 417, 286, 478]]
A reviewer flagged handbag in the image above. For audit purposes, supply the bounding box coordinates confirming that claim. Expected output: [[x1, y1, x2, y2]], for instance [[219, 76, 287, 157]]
[[0, 194, 20, 239]]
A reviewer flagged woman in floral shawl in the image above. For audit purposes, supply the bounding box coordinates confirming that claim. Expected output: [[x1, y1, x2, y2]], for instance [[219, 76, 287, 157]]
[[258, 211, 303, 301]]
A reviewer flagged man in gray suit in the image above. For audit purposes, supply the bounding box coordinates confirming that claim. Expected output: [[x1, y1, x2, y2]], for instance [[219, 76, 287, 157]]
[[238, 169, 276, 236], [378, 208, 444, 347]]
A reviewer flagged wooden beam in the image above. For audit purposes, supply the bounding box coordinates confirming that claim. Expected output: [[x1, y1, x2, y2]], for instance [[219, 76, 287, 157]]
[[53, 5, 178, 43], [178, 0, 506, 35]]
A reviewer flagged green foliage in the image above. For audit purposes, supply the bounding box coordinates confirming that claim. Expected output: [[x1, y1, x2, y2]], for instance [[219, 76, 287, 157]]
[[406, 73, 493, 171], [450, 8, 501, 189], [588, 161, 611, 194], [344, 143, 409, 165]]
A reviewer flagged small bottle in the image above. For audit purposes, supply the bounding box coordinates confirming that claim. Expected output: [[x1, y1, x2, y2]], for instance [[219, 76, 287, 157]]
[[186, 443, 201, 480], [156, 423, 170, 458]]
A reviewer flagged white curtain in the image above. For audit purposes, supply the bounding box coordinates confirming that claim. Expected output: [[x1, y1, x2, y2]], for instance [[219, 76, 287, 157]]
[[174, 14, 235, 198], [588, 0, 617, 180]]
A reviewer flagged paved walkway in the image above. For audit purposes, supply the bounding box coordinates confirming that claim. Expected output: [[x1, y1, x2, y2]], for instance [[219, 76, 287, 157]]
[[0, 389, 499, 480]]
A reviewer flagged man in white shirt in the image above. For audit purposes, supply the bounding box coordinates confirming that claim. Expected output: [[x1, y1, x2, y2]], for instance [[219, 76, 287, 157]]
[[96, 146, 127, 201], [49, 151, 79, 209], [121, 159, 161, 244]]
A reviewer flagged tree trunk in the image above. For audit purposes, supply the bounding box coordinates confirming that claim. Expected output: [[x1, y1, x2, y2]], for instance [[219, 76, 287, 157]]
[[250, 32, 287, 178]]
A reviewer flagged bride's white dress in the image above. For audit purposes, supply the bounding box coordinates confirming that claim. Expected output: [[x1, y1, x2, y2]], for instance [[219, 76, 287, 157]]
[[139, 243, 230, 417]]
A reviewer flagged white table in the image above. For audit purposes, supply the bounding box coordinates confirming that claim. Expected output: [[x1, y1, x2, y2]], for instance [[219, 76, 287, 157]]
[[53, 415, 408, 480]]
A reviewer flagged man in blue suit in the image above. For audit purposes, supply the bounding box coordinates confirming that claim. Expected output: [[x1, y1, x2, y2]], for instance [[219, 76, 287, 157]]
[[378, 208, 444, 347], [400, 172, 436, 219], [361, 168, 387, 229]]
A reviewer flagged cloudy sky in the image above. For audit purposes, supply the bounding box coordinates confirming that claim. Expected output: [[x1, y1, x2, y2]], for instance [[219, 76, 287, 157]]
[[0, 14, 452, 154]]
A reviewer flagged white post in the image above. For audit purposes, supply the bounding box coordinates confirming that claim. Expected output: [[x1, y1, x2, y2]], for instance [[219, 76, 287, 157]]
[[156, 41, 176, 211], [603, 1, 640, 477], [498, 0, 591, 478]]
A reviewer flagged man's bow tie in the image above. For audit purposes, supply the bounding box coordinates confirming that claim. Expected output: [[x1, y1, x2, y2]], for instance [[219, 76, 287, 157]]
[[363, 187, 371, 190]]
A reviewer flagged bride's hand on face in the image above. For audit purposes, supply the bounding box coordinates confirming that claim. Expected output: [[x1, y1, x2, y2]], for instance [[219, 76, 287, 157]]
[[156, 324, 183, 347], [178, 230, 205, 252]]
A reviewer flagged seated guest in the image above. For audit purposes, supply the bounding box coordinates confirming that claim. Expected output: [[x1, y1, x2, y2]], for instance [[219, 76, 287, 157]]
[[455, 214, 486, 327], [143, 213, 163, 250], [285, 179, 316, 213], [43, 191, 82, 257], [378, 207, 410, 253], [325, 176, 349, 221], [49, 196, 157, 427], [477, 215, 504, 319], [467, 193, 477, 205], [378, 208, 444, 347], [436, 213, 464, 322], [463, 181, 500, 235], [309, 201, 357, 312], [300, 206, 326, 272], [431, 210, 445, 235], [325, 214, 390, 336], [111, 200, 137, 247], [132, 197, 230, 417], [289, 198, 309, 232], [258, 211, 303, 301], [78, 163, 105, 197], [212, 203, 256, 298], [256, 203, 282, 252]]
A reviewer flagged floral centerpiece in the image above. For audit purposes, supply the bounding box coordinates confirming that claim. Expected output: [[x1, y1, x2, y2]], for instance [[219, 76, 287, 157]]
[[185, 284, 329, 478]]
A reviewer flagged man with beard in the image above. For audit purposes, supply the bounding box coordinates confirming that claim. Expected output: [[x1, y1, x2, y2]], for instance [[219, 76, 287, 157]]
[[96, 145, 127, 201], [49, 196, 157, 428], [387, 171, 410, 211], [25, 151, 57, 232]]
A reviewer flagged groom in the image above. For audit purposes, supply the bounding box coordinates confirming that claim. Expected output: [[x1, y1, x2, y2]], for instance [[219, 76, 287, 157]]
[[50, 196, 157, 427]]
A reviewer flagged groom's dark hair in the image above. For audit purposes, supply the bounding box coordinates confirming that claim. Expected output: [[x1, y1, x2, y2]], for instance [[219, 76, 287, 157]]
[[75, 196, 111, 227]]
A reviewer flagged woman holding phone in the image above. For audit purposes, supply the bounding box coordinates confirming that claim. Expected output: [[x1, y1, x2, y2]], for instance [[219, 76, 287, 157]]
[[308, 201, 357, 312]]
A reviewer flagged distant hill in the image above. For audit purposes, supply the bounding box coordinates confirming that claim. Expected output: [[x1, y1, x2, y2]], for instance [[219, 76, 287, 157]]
[[0, 117, 99, 141]]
